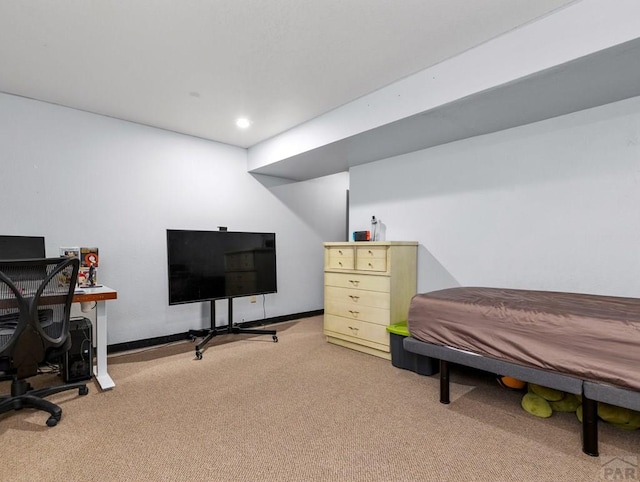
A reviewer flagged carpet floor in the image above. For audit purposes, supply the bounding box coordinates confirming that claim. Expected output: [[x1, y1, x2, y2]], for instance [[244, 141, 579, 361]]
[[0, 316, 637, 481]]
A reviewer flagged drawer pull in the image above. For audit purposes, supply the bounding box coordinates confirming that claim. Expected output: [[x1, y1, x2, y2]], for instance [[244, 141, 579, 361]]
[[338, 261, 343, 266], [348, 310, 360, 318], [348, 326, 359, 333], [368, 262, 373, 267], [348, 295, 360, 301], [368, 250, 373, 255], [348, 279, 360, 286], [338, 250, 343, 255]]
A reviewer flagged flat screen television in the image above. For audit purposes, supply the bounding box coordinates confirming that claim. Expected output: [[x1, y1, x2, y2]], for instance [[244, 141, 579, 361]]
[[166, 229, 277, 305], [0, 235, 46, 260]]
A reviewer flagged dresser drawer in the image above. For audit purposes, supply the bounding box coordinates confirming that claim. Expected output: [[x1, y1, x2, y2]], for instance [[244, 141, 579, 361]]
[[355, 246, 388, 272], [326, 246, 355, 270], [324, 314, 389, 347], [325, 286, 390, 309], [324, 299, 390, 325], [324, 272, 390, 292]]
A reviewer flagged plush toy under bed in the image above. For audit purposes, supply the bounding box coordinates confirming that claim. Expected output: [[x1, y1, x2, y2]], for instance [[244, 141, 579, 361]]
[[519, 382, 640, 431]]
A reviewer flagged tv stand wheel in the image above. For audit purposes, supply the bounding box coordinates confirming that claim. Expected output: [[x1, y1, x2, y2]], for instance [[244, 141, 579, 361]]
[[272, 335, 278, 343], [195, 351, 203, 360]]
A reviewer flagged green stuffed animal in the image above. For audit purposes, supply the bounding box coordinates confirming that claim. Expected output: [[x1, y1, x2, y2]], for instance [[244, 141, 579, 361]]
[[595, 402, 640, 431], [521, 384, 565, 418], [518, 383, 640, 431], [549, 393, 581, 412], [521, 392, 553, 418]]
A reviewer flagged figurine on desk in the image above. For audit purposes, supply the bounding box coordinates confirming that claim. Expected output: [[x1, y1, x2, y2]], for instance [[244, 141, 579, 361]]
[[83, 261, 101, 288], [78, 248, 99, 288], [88, 263, 96, 287]]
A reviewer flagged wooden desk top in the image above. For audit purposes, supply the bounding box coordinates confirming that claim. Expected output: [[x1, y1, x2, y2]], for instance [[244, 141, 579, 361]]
[[73, 285, 117, 303]]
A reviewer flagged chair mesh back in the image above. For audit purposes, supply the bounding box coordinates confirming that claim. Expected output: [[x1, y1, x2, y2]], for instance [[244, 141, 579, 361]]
[[0, 271, 23, 357], [0, 258, 79, 371], [36, 260, 77, 344]]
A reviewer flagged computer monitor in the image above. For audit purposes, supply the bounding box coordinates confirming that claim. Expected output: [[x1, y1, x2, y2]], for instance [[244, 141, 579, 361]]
[[0, 235, 46, 260]]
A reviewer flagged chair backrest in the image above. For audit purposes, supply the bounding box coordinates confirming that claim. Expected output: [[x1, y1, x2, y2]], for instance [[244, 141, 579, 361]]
[[0, 257, 79, 378]]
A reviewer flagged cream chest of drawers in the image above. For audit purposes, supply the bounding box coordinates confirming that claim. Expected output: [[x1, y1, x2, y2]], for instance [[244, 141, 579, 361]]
[[323, 241, 418, 359]]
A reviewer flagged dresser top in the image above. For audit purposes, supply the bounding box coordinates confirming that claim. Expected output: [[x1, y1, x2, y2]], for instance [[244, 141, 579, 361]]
[[324, 241, 418, 246]]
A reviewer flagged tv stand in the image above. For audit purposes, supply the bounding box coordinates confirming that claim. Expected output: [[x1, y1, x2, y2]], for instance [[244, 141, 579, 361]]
[[188, 298, 278, 359]]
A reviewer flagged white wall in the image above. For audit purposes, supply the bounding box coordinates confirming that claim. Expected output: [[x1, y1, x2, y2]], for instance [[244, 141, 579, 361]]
[[349, 95, 640, 298], [0, 93, 348, 345]]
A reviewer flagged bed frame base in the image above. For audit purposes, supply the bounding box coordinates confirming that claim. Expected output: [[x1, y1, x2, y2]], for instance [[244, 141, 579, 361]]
[[437, 357, 598, 456], [402, 337, 624, 456]]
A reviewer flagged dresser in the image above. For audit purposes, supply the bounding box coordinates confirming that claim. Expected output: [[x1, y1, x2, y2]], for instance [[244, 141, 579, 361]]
[[323, 241, 418, 359]]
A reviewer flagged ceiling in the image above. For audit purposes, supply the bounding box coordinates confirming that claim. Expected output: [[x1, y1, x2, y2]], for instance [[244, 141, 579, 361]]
[[0, 1, 577, 149]]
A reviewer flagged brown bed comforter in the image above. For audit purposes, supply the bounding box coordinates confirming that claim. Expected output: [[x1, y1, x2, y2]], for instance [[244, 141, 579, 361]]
[[408, 287, 640, 391]]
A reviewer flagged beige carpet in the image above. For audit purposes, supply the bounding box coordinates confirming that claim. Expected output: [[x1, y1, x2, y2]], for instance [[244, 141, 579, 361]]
[[0, 316, 637, 481]]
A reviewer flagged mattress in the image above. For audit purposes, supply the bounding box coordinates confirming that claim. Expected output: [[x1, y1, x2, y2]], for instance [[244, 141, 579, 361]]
[[407, 287, 640, 391]]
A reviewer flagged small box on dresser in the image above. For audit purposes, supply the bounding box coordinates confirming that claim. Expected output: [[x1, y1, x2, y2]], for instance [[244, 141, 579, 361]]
[[323, 241, 418, 359]]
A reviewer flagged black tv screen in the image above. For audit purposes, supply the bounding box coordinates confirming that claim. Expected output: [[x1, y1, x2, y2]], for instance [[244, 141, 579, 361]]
[[0, 235, 46, 260], [167, 230, 277, 305]]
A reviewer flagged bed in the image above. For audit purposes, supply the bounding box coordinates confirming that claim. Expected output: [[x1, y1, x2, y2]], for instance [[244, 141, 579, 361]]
[[403, 287, 640, 456]]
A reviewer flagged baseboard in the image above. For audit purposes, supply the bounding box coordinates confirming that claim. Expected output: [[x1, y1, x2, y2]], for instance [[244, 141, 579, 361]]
[[107, 309, 323, 354]]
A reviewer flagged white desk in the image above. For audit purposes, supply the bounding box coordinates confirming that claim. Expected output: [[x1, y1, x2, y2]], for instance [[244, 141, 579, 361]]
[[73, 286, 117, 390]]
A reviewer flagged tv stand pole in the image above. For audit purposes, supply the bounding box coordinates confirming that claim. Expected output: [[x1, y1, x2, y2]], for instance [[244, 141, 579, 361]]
[[189, 298, 278, 360]]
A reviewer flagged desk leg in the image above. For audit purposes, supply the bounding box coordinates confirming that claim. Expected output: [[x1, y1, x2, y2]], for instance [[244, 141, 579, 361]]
[[93, 300, 115, 390]]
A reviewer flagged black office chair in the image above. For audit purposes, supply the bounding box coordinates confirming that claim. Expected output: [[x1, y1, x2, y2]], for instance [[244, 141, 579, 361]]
[[0, 257, 88, 426]]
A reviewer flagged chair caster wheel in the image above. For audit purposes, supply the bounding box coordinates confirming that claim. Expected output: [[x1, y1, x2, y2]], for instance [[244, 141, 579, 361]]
[[46, 416, 59, 427], [272, 335, 278, 343], [195, 351, 203, 360], [79, 386, 89, 396]]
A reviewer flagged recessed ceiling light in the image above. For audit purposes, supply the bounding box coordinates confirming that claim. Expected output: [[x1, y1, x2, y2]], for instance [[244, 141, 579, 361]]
[[236, 118, 251, 129]]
